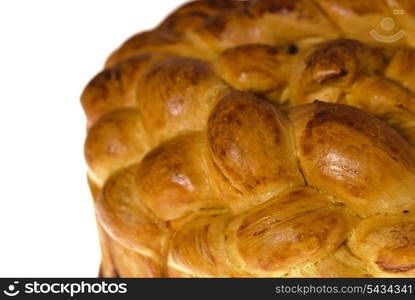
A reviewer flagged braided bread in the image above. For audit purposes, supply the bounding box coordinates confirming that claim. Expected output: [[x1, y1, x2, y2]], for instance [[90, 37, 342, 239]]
[[81, 0, 415, 277]]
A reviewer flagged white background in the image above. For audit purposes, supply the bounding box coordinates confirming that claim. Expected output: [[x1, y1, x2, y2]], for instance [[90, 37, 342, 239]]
[[0, 0, 184, 277]]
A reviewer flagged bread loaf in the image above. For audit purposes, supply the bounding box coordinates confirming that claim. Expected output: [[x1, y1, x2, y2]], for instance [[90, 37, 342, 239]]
[[81, 0, 415, 277]]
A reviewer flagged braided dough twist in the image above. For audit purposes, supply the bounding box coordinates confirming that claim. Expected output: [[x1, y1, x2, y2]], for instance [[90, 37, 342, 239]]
[[81, 0, 415, 277]]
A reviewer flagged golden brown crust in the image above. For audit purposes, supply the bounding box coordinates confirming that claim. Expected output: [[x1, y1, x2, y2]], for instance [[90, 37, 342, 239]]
[[250, 0, 341, 40], [346, 75, 415, 146], [349, 214, 415, 277], [289, 38, 415, 146], [105, 30, 205, 68], [189, 8, 287, 56], [316, 0, 409, 47], [81, 54, 158, 128], [384, 0, 415, 46], [157, 0, 248, 35], [107, 235, 165, 277], [290, 39, 386, 105], [96, 224, 119, 278], [96, 164, 169, 258], [135, 132, 223, 221], [168, 213, 234, 277], [289, 101, 415, 217], [286, 245, 371, 278], [84, 109, 149, 185], [168, 187, 357, 277], [207, 91, 304, 212], [227, 187, 357, 276], [83, 0, 415, 278], [386, 49, 415, 92], [136, 56, 229, 146], [216, 44, 293, 97]]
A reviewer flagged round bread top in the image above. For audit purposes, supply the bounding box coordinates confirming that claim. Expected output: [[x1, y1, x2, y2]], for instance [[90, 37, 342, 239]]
[[82, 0, 415, 277]]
